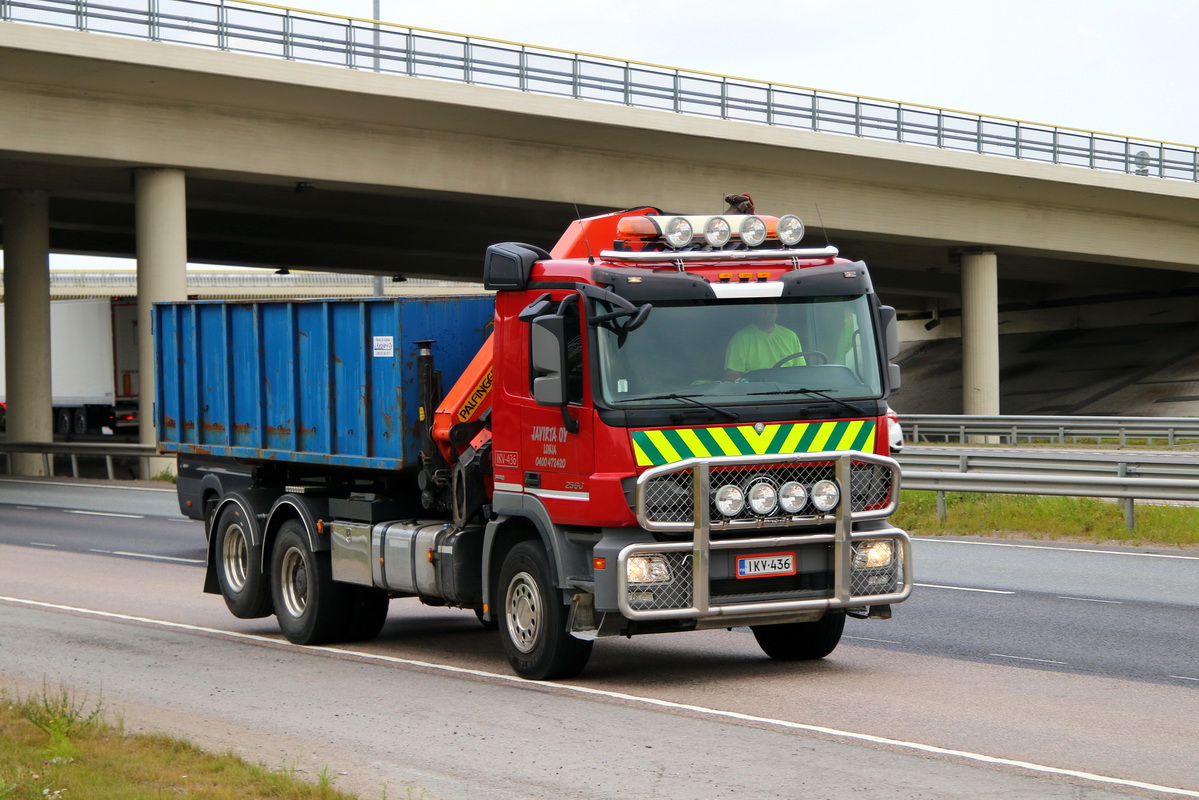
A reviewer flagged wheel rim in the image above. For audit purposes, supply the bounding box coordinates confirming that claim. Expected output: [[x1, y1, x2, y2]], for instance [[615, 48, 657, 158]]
[[279, 546, 309, 619], [505, 570, 541, 654], [220, 523, 249, 593]]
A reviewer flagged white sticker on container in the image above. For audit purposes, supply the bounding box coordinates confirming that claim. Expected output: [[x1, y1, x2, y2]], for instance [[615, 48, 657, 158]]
[[373, 336, 394, 358]]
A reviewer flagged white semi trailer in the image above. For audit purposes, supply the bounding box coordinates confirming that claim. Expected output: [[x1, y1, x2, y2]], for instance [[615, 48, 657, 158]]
[[0, 298, 139, 435]]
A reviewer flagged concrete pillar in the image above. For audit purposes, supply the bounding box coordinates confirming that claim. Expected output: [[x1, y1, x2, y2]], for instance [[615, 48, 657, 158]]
[[134, 168, 188, 478], [960, 250, 1000, 417], [1, 190, 53, 476]]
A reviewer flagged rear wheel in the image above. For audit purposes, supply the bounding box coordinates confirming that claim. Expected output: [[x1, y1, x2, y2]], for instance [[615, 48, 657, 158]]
[[72, 408, 88, 436], [751, 611, 846, 661], [55, 408, 71, 437], [213, 505, 272, 619], [270, 520, 351, 645], [497, 541, 592, 680]]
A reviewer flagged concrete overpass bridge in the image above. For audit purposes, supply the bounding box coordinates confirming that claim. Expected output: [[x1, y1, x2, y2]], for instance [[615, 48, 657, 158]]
[[3, 0, 1199, 474]]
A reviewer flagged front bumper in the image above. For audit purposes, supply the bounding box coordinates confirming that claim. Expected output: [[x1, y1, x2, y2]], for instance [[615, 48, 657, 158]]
[[616, 451, 912, 621]]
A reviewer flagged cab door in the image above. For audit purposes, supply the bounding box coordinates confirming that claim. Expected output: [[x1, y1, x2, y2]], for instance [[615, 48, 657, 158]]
[[517, 291, 594, 524]]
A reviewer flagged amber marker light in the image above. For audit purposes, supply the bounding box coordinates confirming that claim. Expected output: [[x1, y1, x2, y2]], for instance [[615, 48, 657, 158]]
[[593, 557, 607, 570]]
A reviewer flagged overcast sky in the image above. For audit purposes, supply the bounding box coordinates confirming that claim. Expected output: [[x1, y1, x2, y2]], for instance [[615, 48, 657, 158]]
[[318, 0, 1199, 146]]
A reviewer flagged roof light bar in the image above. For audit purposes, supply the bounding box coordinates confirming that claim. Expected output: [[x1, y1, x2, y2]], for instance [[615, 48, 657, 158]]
[[614, 213, 806, 251]]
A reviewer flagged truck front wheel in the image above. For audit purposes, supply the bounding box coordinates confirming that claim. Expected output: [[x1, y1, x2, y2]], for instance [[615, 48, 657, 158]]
[[751, 611, 846, 661], [213, 505, 273, 619], [270, 520, 351, 645], [497, 541, 592, 680]]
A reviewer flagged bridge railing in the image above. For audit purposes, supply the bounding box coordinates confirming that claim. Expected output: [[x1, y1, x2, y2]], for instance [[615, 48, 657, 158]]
[[3, 0, 1197, 182]]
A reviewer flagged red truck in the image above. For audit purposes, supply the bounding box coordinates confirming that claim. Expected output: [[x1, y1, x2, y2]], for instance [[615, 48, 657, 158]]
[[160, 200, 911, 679]]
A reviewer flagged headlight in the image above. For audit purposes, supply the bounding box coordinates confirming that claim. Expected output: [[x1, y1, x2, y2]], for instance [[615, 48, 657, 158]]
[[663, 217, 694, 248], [853, 540, 895, 570], [627, 554, 671, 583], [739, 215, 768, 246], [811, 479, 840, 511], [714, 484, 745, 516], [703, 216, 732, 247], [747, 480, 778, 515], [777, 214, 805, 246], [778, 481, 808, 514]]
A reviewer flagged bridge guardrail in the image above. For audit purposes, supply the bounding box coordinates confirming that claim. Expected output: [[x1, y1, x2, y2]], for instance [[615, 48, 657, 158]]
[[901, 414, 1199, 447], [0, 441, 157, 480], [2, 0, 1196, 182]]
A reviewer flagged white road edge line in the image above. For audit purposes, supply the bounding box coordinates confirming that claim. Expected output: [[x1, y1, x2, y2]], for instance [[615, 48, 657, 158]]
[[65, 510, 145, 519], [914, 583, 1015, 594], [1170, 675, 1199, 683], [3, 595, 1198, 799], [112, 551, 205, 565], [914, 538, 1199, 561], [1057, 596, 1122, 604], [29, 542, 58, 548], [990, 653, 1069, 666], [844, 635, 901, 644]]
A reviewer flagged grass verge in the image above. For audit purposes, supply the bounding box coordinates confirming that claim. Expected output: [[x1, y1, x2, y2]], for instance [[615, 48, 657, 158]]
[[0, 682, 363, 800], [893, 490, 1199, 548]]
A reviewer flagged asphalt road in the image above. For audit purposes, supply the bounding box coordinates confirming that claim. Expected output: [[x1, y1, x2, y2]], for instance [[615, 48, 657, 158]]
[[0, 477, 1197, 799]]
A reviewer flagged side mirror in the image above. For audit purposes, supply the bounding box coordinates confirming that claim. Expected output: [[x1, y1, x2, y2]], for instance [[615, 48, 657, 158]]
[[878, 306, 899, 361], [530, 315, 567, 407], [484, 242, 550, 291], [888, 363, 902, 392]]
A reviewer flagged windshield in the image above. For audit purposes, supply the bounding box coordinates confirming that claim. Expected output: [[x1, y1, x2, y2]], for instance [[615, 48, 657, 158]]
[[595, 295, 884, 407]]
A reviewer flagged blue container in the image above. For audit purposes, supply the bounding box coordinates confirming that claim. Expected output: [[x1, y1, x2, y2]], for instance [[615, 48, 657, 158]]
[[154, 295, 494, 471]]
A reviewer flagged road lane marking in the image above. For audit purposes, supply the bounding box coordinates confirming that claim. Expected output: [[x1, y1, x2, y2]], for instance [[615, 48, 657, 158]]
[[15, 505, 38, 510], [112, 551, 205, 565], [1058, 596, 1122, 604], [915, 583, 1015, 594], [65, 510, 145, 519], [845, 635, 901, 644], [914, 538, 1199, 561], [86, 546, 201, 566], [0, 478, 174, 494], [990, 654, 1069, 666], [1170, 675, 1199, 682], [4, 595, 1198, 799], [29, 542, 58, 548]]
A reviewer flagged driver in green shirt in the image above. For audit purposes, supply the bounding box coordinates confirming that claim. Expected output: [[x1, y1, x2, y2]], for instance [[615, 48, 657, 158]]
[[724, 304, 805, 381]]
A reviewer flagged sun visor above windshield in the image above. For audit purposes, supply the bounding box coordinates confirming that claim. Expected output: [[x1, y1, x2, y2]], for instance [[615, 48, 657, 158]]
[[780, 261, 874, 297], [591, 267, 717, 302]]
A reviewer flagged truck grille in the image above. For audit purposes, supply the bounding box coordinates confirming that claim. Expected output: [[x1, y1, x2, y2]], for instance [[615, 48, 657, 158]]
[[640, 459, 894, 529]]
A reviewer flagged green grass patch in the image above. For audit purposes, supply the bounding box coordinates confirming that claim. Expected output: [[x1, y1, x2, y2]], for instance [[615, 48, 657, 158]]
[[0, 683, 366, 800], [893, 491, 1199, 548]]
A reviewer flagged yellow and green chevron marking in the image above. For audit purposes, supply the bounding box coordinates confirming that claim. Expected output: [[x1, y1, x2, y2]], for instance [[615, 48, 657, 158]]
[[631, 420, 876, 467]]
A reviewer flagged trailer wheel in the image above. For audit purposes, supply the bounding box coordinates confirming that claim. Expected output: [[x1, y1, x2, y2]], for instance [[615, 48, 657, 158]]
[[213, 505, 272, 619], [340, 587, 390, 642], [497, 541, 592, 680], [751, 611, 846, 661], [72, 408, 88, 436], [270, 520, 351, 645], [55, 408, 71, 437]]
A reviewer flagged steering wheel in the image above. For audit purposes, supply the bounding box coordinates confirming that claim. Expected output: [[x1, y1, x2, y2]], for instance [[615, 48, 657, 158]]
[[771, 350, 827, 368]]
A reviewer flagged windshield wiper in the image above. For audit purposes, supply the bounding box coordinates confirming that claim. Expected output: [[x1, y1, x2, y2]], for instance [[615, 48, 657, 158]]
[[746, 387, 859, 414], [625, 393, 739, 421]]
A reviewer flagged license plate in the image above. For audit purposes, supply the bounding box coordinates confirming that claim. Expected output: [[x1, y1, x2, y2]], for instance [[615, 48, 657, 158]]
[[736, 552, 796, 579]]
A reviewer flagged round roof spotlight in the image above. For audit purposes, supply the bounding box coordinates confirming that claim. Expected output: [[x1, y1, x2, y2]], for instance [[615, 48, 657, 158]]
[[811, 479, 840, 512], [714, 484, 745, 517], [703, 216, 732, 247], [746, 479, 779, 515], [740, 215, 768, 247], [777, 215, 805, 247], [663, 217, 694, 249], [778, 481, 808, 514]]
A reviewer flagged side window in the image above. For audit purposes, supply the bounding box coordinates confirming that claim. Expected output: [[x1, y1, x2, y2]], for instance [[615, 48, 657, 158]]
[[563, 299, 585, 404]]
